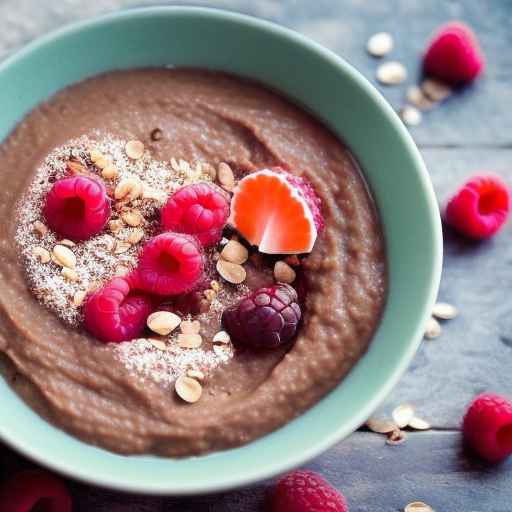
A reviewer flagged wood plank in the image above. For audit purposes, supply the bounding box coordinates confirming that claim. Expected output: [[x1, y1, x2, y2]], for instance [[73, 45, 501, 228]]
[[0, 0, 509, 147], [2, 432, 511, 511], [377, 149, 512, 428], [280, 0, 512, 147]]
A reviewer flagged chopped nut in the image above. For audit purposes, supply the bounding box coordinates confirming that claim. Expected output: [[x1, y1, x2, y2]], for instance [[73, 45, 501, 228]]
[[177, 333, 203, 349], [180, 320, 201, 334], [52, 245, 76, 269], [102, 235, 116, 252], [213, 331, 231, 344], [58, 239, 76, 248], [73, 290, 87, 307], [367, 32, 394, 57], [204, 289, 216, 302], [115, 176, 143, 201], [109, 219, 124, 233], [67, 160, 87, 174], [366, 417, 398, 434], [94, 156, 112, 169], [33, 220, 48, 237], [424, 317, 442, 339], [210, 280, 220, 292], [408, 416, 431, 431], [203, 162, 217, 180], [121, 209, 144, 227], [114, 265, 129, 277], [404, 502, 434, 512], [150, 128, 163, 141], [422, 78, 452, 102], [147, 311, 181, 336], [149, 339, 167, 351], [32, 246, 51, 264], [125, 140, 145, 160], [218, 162, 235, 191], [175, 375, 202, 403], [386, 429, 407, 445], [406, 85, 435, 110], [114, 241, 131, 254], [274, 261, 296, 284], [89, 149, 103, 162], [400, 105, 422, 126], [127, 228, 144, 245], [216, 259, 246, 284], [221, 240, 249, 265], [432, 302, 458, 320], [61, 267, 78, 282], [376, 61, 407, 85], [392, 404, 415, 428], [101, 164, 119, 180], [187, 369, 205, 381]]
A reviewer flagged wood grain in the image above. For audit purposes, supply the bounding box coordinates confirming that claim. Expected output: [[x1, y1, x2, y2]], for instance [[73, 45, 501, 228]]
[[0, 0, 510, 510]]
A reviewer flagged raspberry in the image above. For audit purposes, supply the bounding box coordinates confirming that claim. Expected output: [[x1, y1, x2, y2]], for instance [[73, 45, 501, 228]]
[[445, 175, 509, 240], [463, 393, 512, 463], [270, 470, 348, 512], [161, 182, 230, 247], [137, 232, 204, 295], [43, 175, 111, 241], [423, 22, 484, 85], [275, 167, 324, 233], [84, 276, 153, 343], [0, 469, 71, 512], [222, 283, 301, 349]]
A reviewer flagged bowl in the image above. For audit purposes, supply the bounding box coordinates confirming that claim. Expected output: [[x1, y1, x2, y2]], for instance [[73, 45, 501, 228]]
[[0, 6, 442, 494]]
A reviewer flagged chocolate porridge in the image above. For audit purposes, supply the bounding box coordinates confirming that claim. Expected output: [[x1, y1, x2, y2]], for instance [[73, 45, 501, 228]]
[[0, 69, 386, 456]]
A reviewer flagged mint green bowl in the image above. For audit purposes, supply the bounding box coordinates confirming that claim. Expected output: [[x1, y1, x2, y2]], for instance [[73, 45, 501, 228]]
[[0, 7, 442, 494]]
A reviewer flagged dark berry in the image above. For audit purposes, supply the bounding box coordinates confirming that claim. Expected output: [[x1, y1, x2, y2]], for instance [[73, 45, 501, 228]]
[[222, 283, 301, 349]]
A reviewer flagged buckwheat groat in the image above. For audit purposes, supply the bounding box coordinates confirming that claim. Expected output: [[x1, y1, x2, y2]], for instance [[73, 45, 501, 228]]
[[0, 69, 386, 456]]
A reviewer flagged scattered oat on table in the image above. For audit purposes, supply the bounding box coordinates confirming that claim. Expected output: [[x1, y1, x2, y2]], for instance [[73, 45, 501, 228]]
[[367, 32, 394, 57], [432, 302, 458, 320], [376, 61, 407, 85], [424, 317, 442, 339], [366, 417, 398, 434], [392, 404, 415, 428], [400, 105, 423, 126], [404, 502, 434, 512]]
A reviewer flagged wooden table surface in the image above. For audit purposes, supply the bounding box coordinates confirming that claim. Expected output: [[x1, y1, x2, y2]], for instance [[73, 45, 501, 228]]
[[1, 1, 511, 510]]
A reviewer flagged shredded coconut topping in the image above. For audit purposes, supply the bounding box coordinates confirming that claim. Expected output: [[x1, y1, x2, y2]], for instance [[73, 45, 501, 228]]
[[15, 132, 237, 386]]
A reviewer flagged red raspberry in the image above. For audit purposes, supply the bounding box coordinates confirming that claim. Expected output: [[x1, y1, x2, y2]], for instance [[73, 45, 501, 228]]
[[0, 469, 71, 512], [161, 182, 230, 247], [423, 22, 485, 85], [137, 232, 204, 295], [445, 175, 509, 240], [84, 276, 153, 343], [43, 175, 111, 241], [222, 283, 301, 349], [270, 470, 348, 512], [463, 393, 512, 463]]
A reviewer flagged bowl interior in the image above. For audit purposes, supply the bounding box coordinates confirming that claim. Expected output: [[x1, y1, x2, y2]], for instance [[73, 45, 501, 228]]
[[0, 7, 442, 494]]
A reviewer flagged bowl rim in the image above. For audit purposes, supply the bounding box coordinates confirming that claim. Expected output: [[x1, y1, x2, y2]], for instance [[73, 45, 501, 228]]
[[0, 5, 443, 494]]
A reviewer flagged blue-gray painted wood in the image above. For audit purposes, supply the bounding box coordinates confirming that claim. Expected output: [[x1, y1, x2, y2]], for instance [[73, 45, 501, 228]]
[[0, 1, 511, 510]]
